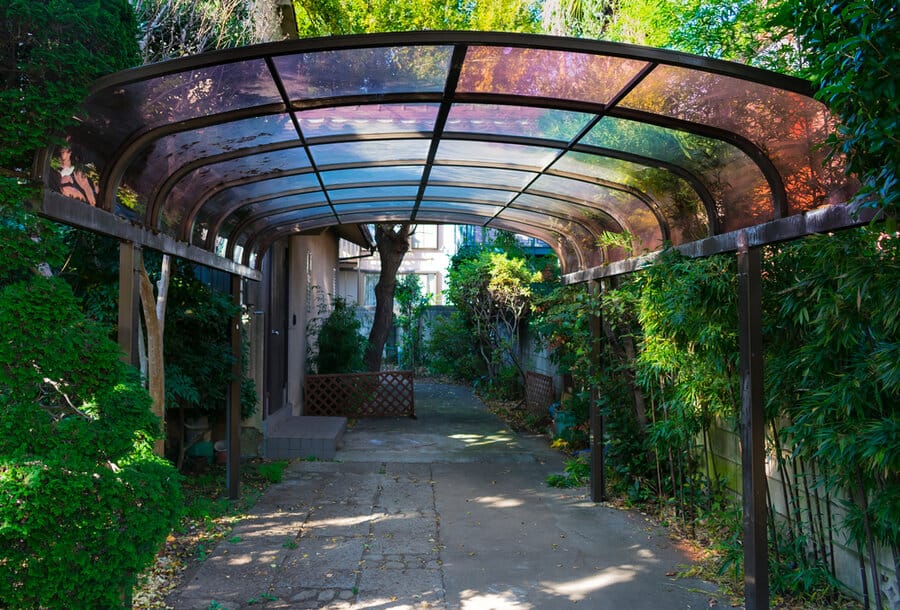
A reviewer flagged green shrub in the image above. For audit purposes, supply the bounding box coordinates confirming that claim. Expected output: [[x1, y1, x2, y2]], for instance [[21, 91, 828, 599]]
[[308, 296, 366, 374], [425, 311, 481, 381], [0, 277, 183, 608]]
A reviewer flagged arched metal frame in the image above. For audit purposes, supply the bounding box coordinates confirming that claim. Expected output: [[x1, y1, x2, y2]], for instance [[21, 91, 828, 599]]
[[36, 31, 855, 279], [33, 32, 872, 610]]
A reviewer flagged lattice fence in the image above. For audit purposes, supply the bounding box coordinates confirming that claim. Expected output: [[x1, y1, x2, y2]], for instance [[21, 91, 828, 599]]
[[304, 371, 415, 418], [524, 371, 555, 417]]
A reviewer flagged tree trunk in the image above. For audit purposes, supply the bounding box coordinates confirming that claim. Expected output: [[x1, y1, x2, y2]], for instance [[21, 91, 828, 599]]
[[364, 224, 410, 372], [138, 252, 171, 456]]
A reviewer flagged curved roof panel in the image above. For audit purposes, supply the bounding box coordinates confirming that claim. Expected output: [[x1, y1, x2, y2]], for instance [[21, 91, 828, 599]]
[[39, 31, 856, 276]]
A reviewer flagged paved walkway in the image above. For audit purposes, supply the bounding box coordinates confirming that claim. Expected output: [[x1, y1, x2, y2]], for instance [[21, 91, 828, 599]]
[[167, 382, 722, 609]]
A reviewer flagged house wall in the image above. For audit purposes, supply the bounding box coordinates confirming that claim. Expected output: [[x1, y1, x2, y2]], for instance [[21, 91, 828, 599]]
[[285, 232, 339, 415]]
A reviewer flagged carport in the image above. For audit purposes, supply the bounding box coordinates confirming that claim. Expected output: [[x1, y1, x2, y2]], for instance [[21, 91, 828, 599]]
[[31, 31, 865, 609]]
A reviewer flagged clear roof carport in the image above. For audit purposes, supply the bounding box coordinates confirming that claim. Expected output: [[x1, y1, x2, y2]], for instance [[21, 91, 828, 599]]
[[32, 31, 868, 610]]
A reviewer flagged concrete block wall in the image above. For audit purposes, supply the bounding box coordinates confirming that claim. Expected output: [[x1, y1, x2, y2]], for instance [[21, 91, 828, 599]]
[[706, 420, 897, 606]]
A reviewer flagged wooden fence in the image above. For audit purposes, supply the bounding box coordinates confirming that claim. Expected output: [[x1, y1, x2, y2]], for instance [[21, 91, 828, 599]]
[[523, 371, 555, 416], [304, 370, 415, 418]]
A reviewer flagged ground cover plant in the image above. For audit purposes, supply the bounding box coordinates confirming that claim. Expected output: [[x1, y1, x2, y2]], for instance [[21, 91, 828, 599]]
[[132, 459, 290, 608]]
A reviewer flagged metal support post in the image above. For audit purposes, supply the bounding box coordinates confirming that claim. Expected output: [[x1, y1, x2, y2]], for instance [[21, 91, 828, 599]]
[[589, 279, 606, 502], [737, 232, 768, 609], [228, 274, 243, 500], [117, 241, 140, 366]]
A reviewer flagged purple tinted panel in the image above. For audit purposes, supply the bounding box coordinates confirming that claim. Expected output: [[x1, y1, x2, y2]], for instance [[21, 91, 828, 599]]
[[435, 140, 560, 169], [428, 165, 536, 189], [324, 211, 412, 226], [445, 104, 594, 141], [327, 186, 419, 202], [583, 116, 772, 231], [619, 65, 855, 214], [128, 114, 297, 201], [239, 206, 336, 241], [528, 175, 664, 251], [333, 201, 415, 215], [551, 151, 709, 243], [212, 191, 330, 246], [416, 201, 503, 217], [423, 185, 516, 204], [161, 147, 312, 232], [273, 46, 452, 100], [103, 60, 280, 131], [319, 166, 423, 187], [298, 104, 439, 138], [458, 46, 648, 105], [189, 174, 323, 242], [310, 140, 431, 167]]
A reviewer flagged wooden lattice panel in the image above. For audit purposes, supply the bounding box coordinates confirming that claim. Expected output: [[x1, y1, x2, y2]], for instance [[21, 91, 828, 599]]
[[305, 371, 415, 418], [524, 371, 555, 417]]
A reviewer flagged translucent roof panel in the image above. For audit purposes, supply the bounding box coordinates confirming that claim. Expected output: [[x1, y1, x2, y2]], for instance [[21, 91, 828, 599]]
[[527, 175, 664, 251], [422, 186, 517, 204], [444, 104, 595, 141], [458, 46, 649, 106], [125, 114, 299, 209], [550, 152, 710, 243], [435, 140, 560, 170], [581, 116, 772, 232], [272, 46, 453, 100], [43, 32, 857, 274], [310, 139, 431, 167], [161, 148, 313, 234], [327, 185, 420, 202], [618, 64, 852, 214], [417, 201, 505, 217], [427, 166, 537, 190], [297, 104, 440, 138], [319, 166, 424, 187]]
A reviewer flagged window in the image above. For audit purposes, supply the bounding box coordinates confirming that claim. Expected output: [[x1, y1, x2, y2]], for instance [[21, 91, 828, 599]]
[[410, 224, 438, 249]]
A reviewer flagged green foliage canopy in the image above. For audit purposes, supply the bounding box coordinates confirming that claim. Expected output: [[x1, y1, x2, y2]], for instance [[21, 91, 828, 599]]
[[0, 3, 182, 606]]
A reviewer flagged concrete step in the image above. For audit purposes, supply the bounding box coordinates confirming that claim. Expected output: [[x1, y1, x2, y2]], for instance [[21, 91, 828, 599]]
[[262, 413, 347, 460]]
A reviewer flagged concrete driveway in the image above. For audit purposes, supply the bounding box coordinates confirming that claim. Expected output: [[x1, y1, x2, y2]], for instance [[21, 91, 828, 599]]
[[166, 381, 722, 609]]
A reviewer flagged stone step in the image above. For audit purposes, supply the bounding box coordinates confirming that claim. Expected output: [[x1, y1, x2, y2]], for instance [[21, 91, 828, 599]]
[[263, 414, 347, 460]]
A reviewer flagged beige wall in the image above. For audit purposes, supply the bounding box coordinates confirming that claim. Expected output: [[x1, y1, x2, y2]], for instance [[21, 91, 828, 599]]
[[286, 232, 339, 415]]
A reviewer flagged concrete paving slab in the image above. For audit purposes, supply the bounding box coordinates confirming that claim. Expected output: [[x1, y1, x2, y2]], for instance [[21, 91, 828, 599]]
[[166, 381, 723, 610]]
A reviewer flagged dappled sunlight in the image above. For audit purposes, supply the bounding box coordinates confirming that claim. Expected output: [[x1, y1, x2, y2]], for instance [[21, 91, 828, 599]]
[[460, 587, 534, 609], [448, 432, 516, 448], [540, 565, 640, 601], [471, 495, 524, 508], [304, 514, 375, 529]]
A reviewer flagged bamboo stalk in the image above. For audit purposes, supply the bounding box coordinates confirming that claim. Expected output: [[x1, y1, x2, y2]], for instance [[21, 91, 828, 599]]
[[855, 468, 883, 610], [771, 422, 797, 547], [798, 456, 822, 566], [809, 460, 830, 569], [651, 391, 664, 504], [824, 474, 837, 577], [766, 479, 781, 564], [856, 537, 871, 610]]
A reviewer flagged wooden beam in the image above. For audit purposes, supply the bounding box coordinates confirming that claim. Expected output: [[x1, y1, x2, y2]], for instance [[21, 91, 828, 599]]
[[227, 275, 243, 500], [37, 191, 261, 281], [117, 241, 140, 366], [737, 233, 768, 609], [589, 279, 606, 502], [562, 204, 878, 284]]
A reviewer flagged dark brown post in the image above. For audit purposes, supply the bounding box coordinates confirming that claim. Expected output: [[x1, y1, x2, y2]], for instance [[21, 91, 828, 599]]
[[737, 232, 768, 609], [589, 279, 606, 502], [228, 274, 242, 500], [117, 241, 140, 366]]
